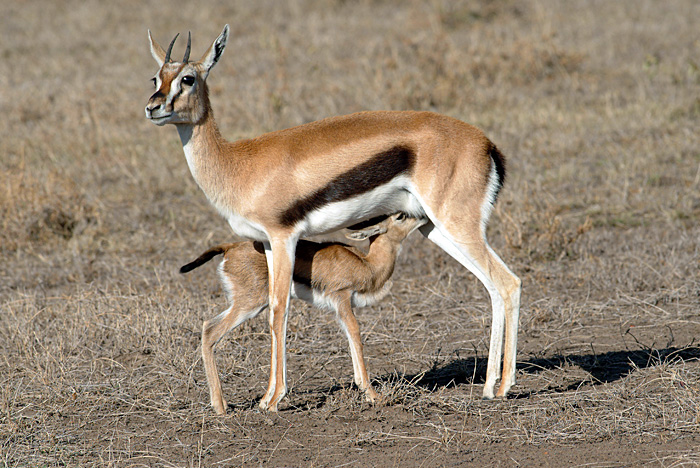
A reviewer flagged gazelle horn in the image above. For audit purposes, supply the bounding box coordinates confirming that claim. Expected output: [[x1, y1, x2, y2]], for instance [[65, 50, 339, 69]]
[[164, 33, 179, 63], [183, 32, 191, 62]]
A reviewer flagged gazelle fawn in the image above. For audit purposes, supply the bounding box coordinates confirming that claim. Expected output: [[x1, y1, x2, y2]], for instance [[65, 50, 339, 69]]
[[181, 213, 424, 414], [146, 25, 521, 410]]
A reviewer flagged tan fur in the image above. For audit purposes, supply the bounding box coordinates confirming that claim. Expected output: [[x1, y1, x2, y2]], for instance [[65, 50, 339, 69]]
[[147, 26, 521, 410], [185, 213, 423, 414]]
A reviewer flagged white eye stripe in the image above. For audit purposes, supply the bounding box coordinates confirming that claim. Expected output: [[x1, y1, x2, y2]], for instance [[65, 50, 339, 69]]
[[173, 65, 196, 86]]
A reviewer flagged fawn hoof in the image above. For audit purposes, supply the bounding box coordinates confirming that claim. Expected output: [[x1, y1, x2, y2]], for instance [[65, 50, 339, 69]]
[[211, 397, 227, 415], [259, 394, 282, 412], [364, 387, 379, 404]]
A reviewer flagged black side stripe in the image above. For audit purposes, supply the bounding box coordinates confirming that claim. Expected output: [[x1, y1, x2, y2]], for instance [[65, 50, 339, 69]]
[[279, 145, 416, 227]]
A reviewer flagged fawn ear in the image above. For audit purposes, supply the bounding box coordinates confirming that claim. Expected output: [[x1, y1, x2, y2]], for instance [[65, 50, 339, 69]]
[[345, 224, 388, 241]]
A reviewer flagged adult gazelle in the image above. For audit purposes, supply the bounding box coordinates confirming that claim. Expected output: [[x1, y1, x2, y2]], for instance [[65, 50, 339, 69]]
[[145, 25, 521, 411]]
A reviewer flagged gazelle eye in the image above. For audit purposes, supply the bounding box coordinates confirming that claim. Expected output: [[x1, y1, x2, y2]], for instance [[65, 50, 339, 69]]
[[181, 75, 195, 86], [396, 212, 407, 221], [151, 77, 157, 88]]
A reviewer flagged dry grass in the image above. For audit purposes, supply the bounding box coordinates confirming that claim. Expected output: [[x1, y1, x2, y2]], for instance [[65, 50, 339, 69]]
[[1, 0, 699, 466]]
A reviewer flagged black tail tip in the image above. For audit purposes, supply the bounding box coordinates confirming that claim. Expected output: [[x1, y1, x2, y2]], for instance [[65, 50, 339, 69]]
[[179, 263, 194, 274], [489, 144, 507, 202]]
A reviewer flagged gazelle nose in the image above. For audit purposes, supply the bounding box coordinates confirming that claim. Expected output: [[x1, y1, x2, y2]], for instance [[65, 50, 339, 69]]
[[145, 102, 162, 116]]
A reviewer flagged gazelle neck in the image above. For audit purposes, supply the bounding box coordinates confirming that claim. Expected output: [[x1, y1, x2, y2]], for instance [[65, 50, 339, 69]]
[[173, 98, 243, 217], [176, 99, 224, 172], [364, 235, 401, 289]]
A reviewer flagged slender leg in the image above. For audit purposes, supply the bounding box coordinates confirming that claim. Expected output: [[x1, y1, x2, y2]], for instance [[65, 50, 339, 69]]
[[259, 242, 277, 408], [202, 302, 267, 414], [259, 236, 297, 411], [419, 222, 521, 399], [497, 260, 521, 397], [332, 292, 378, 402]]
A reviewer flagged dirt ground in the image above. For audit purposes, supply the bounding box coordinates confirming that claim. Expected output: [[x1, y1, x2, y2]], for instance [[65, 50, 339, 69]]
[[2, 1, 699, 466]]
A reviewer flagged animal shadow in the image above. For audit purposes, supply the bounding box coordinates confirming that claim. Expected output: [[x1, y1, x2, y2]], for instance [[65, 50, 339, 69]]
[[375, 344, 700, 397], [242, 344, 700, 410]]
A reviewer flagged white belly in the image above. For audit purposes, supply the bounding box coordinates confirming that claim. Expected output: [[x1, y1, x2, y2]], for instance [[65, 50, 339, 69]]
[[297, 177, 425, 236], [223, 178, 425, 242]]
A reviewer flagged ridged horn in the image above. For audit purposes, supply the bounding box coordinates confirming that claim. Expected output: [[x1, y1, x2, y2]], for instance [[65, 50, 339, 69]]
[[164, 33, 179, 63], [183, 32, 191, 62]]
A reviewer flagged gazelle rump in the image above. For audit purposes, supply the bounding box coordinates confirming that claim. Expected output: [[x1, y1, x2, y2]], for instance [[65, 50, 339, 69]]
[[182, 213, 424, 414], [146, 25, 521, 410]]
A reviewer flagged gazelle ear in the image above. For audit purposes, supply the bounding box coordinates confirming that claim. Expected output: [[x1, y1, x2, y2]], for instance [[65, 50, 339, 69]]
[[345, 224, 388, 241], [148, 30, 166, 67], [199, 24, 229, 77]]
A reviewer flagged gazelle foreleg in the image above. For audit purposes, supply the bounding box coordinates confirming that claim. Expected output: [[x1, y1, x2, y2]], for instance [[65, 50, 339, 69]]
[[259, 236, 298, 411]]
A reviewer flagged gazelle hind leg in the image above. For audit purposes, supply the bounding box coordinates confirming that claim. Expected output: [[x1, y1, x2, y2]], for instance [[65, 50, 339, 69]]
[[496, 259, 521, 397], [419, 222, 521, 399], [202, 302, 267, 414]]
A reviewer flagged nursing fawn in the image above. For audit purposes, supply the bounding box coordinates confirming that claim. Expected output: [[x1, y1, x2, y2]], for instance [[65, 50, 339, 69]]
[[181, 213, 424, 414]]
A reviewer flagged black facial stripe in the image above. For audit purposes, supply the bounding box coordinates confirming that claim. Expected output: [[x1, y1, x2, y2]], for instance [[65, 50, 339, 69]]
[[170, 88, 182, 106], [150, 70, 171, 102], [149, 90, 165, 101], [279, 145, 416, 227]]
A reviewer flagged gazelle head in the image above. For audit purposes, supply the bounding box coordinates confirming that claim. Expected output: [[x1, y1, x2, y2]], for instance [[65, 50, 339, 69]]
[[145, 25, 229, 126]]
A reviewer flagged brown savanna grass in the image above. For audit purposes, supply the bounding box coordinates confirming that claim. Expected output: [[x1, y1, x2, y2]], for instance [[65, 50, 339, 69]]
[[1, 0, 699, 466]]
